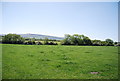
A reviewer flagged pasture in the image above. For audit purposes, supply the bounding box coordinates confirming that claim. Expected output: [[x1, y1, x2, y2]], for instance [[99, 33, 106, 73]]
[[2, 44, 118, 79]]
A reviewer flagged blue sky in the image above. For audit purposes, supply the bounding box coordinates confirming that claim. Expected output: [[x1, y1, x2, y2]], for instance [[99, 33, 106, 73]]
[[2, 2, 118, 41]]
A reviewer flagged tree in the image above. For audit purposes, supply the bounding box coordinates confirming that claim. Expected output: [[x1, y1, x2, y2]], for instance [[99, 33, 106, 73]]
[[61, 34, 92, 45], [105, 39, 114, 46], [92, 40, 102, 46], [0, 36, 2, 43], [101, 41, 107, 46], [83, 37, 92, 45], [43, 37, 49, 45], [2, 34, 24, 44], [61, 34, 71, 45], [27, 40, 35, 45], [71, 34, 79, 45], [48, 41, 58, 45], [37, 41, 43, 45]]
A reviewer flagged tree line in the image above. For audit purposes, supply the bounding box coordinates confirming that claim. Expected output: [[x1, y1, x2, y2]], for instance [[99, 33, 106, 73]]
[[1, 34, 58, 45], [61, 34, 116, 46], [1, 34, 120, 46]]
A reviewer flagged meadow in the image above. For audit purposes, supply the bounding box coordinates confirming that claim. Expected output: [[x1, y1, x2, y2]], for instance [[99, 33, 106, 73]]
[[2, 44, 118, 79]]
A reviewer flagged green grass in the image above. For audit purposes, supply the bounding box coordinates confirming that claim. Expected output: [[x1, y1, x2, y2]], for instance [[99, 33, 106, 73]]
[[0, 44, 2, 80], [2, 44, 118, 79]]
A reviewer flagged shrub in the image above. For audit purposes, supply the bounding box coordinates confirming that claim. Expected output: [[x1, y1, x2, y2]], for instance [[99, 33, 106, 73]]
[[38, 41, 43, 45], [2, 34, 24, 44], [27, 40, 35, 45], [48, 42, 58, 45]]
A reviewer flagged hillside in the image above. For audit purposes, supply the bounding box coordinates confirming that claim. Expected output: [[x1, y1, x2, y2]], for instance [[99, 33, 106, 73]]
[[0, 34, 64, 40]]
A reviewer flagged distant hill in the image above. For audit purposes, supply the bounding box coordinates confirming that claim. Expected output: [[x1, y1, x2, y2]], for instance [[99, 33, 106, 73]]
[[0, 34, 64, 40]]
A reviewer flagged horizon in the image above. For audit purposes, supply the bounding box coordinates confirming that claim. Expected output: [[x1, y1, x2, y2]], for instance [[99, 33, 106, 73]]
[[1, 2, 118, 42], [0, 33, 118, 42]]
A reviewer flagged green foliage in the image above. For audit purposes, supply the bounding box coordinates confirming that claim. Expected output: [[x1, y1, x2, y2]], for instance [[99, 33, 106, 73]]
[[43, 37, 49, 45], [1, 34, 116, 46], [42, 37, 58, 45], [83, 36, 92, 45], [48, 41, 58, 45], [2, 44, 118, 79], [37, 41, 43, 45], [61, 34, 116, 46], [0, 36, 2, 43], [92, 40, 102, 46], [105, 39, 114, 46], [61, 34, 92, 45], [2, 34, 24, 44], [28, 40, 35, 45], [101, 41, 107, 46]]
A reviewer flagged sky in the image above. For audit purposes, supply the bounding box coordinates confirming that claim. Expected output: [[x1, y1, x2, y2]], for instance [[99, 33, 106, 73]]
[[1, 2, 118, 41]]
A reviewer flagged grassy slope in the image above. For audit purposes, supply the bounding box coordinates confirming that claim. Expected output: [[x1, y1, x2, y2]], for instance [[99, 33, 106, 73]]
[[2, 44, 118, 79]]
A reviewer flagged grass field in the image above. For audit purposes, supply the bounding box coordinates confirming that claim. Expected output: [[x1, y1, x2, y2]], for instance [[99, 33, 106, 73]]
[[0, 44, 2, 80], [2, 44, 118, 79]]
